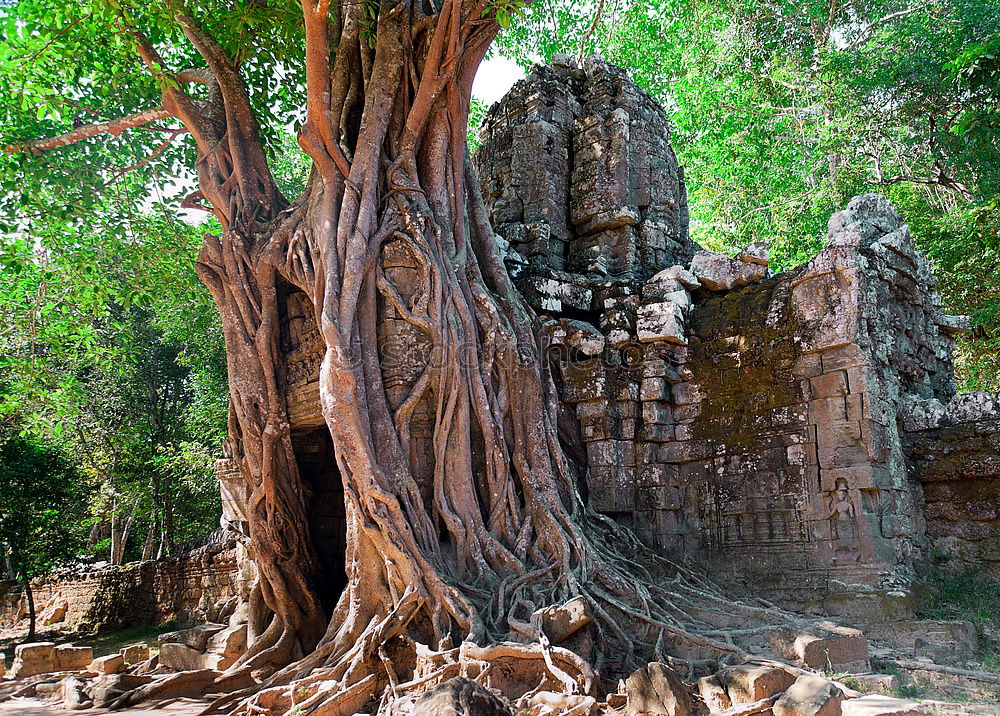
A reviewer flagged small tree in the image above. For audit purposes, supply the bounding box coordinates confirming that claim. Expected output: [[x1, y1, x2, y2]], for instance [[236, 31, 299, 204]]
[[0, 427, 86, 642]]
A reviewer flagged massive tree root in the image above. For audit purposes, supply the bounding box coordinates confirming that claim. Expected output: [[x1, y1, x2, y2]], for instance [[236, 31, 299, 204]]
[[34, 1, 813, 713]]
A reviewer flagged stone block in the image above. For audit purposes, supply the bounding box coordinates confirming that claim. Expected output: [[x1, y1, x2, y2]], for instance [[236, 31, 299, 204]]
[[716, 664, 796, 704], [637, 301, 686, 344], [54, 644, 93, 671], [848, 674, 899, 694], [810, 371, 849, 399], [120, 643, 151, 664], [412, 677, 512, 716], [737, 240, 770, 266], [773, 674, 844, 716], [159, 642, 206, 672], [11, 641, 56, 678], [696, 674, 731, 712], [625, 662, 692, 716], [41, 599, 68, 626], [653, 265, 701, 289], [671, 382, 705, 405], [690, 250, 766, 291], [206, 624, 248, 670], [158, 623, 226, 652], [770, 622, 869, 671], [90, 653, 124, 675], [534, 597, 592, 644]]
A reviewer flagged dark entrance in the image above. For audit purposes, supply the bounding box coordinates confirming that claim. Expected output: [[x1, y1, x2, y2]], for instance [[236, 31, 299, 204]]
[[292, 428, 348, 617]]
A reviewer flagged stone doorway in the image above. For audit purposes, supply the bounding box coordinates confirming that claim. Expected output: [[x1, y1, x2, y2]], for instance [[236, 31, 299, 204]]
[[291, 429, 348, 617]]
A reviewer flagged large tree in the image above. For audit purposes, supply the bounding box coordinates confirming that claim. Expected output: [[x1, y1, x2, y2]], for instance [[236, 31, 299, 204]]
[[2, 1, 792, 712]]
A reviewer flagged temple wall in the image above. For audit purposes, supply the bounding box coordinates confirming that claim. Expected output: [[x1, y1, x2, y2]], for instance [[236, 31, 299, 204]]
[[0, 539, 245, 633], [903, 394, 1000, 574]]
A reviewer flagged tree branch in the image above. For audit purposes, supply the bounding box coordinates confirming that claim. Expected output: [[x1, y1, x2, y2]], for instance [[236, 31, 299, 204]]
[[4, 106, 174, 154], [844, 2, 933, 51]]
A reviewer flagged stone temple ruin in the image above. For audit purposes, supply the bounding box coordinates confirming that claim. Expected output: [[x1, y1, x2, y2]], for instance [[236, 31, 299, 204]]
[[209, 58, 1000, 625], [4, 55, 1000, 713], [216, 57, 1000, 621], [474, 56, 1000, 616]]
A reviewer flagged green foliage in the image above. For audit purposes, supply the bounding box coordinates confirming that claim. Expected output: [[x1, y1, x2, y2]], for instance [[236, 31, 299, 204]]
[[467, 97, 489, 154], [0, 426, 89, 578], [497, 0, 1000, 391]]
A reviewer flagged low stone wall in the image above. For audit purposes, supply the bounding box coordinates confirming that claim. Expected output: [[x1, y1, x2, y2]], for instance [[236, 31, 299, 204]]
[[904, 394, 1000, 574], [0, 538, 244, 633]]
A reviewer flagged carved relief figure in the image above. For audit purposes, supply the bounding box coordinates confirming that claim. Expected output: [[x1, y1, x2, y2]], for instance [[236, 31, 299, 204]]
[[827, 477, 859, 559]]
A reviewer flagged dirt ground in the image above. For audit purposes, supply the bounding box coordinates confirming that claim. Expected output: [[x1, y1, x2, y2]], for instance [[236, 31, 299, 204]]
[[0, 697, 209, 715]]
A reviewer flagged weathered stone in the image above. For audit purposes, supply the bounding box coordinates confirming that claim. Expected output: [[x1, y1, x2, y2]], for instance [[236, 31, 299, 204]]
[[773, 674, 844, 716], [205, 623, 248, 670], [637, 301, 686, 344], [158, 622, 226, 651], [771, 623, 869, 671], [89, 653, 125, 675], [119, 643, 151, 664], [690, 250, 766, 291], [534, 596, 593, 644], [847, 674, 899, 694], [41, 599, 68, 625], [737, 241, 770, 266], [158, 642, 206, 671], [58, 675, 92, 710], [840, 695, 929, 716], [654, 265, 701, 289], [716, 664, 796, 704], [696, 674, 731, 712], [625, 662, 692, 716], [84, 673, 153, 707], [10, 642, 56, 679], [411, 677, 512, 716], [54, 644, 93, 671]]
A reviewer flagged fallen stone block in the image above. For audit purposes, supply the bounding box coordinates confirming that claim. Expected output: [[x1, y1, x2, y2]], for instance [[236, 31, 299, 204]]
[[159, 642, 207, 671], [717, 664, 796, 704], [690, 250, 766, 291], [653, 265, 701, 289], [54, 644, 93, 671], [89, 654, 124, 675], [87, 673, 155, 708], [412, 676, 512, 716], [10, 642, 56, 679], [773, 674, 844, 716], [0, 652, 5, 678], [625, 662, 692, 716], [840, 694, 929, 716], [770, 622, 869, 671], [737, 240, 770, 266], [696, 674, 731, 712], [157, 622, 226, 651], [119, 643, 151, 665], [205, 623, 248, 670], [534, 596, 593, 644], [58, 675, 92, 710]]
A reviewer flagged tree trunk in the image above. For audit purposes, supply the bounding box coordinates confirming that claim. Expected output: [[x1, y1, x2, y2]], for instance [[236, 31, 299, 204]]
[[83, 2, 799, 711]]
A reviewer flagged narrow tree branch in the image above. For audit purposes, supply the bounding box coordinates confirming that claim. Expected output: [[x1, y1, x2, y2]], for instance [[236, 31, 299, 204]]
[[844, 2, 933, 51], [4, 106, 173, 154]]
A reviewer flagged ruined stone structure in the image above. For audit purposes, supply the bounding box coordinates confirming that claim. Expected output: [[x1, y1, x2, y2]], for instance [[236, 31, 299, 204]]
[[0, 537, 246, 633], [231, 57, 998, 615]]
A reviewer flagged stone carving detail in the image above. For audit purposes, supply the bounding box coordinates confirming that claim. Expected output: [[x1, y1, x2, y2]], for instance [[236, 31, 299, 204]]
[[826, 478, 859, 559]]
